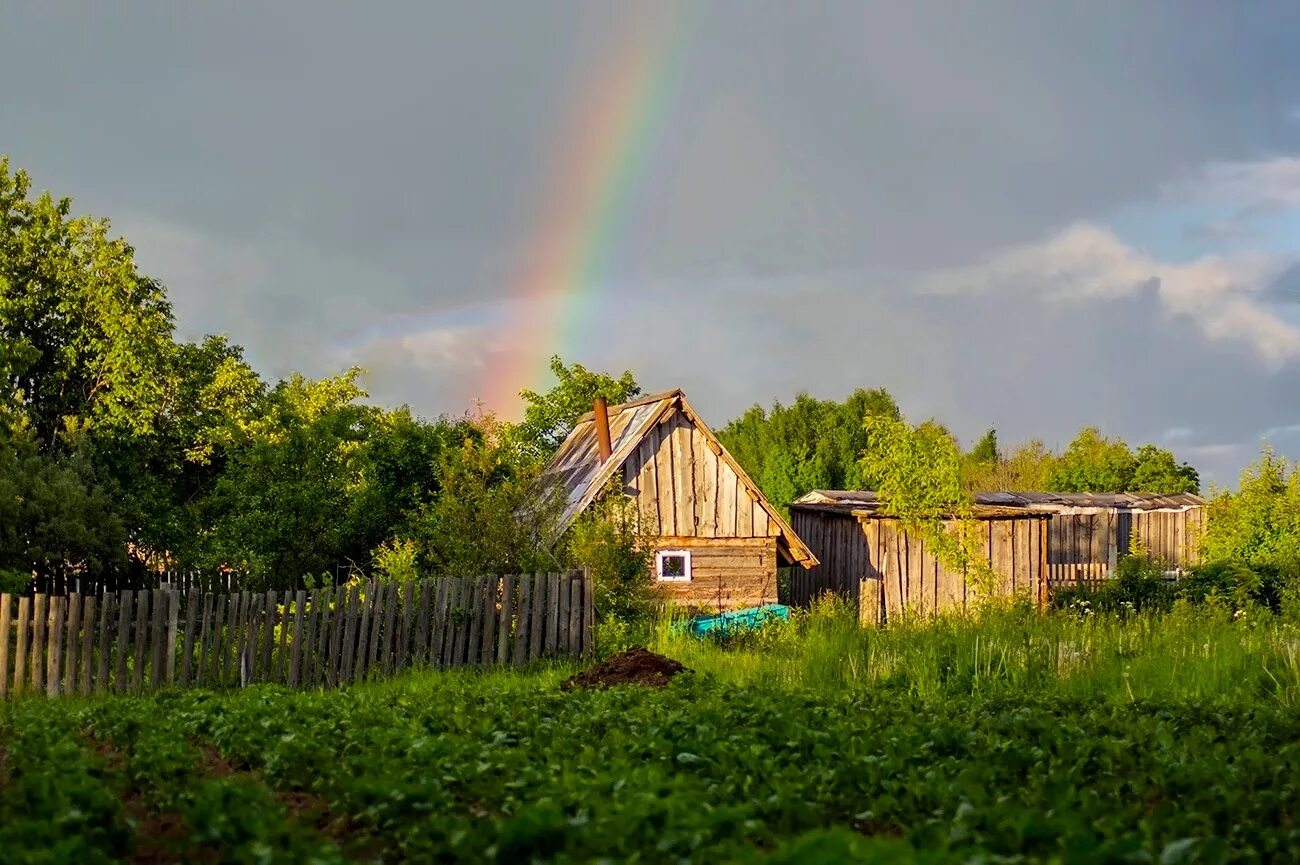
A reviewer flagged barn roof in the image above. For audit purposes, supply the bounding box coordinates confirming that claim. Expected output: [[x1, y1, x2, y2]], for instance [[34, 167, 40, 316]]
[[792, 489, 1205, 517], [540, 389, 817, 566], [790, 490, 1044, 519]]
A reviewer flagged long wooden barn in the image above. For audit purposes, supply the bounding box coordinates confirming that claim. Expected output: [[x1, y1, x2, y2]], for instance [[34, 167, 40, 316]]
[[974, 492, 1206, 588], [541, 390, 817, 611], [789, 491, 1050, 624], [789, 489, 1207, 622]]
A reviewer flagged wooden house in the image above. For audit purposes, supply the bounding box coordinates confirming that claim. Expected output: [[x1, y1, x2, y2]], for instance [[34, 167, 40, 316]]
[[789, 491, 1050, 624], [540, 390, 817, 611]]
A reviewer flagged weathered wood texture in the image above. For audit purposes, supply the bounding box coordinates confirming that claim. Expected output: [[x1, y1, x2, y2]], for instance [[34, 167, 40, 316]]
[[649, 537, 780, 612], [1043, 506, 1204, 592], [0, 571, 591, 699], [791, 509, 1050, 623], [623, 412, 782, 543]]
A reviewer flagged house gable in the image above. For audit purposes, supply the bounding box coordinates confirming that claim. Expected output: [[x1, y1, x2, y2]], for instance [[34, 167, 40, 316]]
[[540, 390, 816, 568]]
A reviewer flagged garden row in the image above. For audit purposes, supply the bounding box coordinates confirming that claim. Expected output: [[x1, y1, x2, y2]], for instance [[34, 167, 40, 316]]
[[2, 665, 1297, 862]]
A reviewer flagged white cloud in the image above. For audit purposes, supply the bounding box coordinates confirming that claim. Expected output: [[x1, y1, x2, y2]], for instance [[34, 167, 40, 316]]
[[918, 222, 1300, 366], [1189, 157, 1300, 212]]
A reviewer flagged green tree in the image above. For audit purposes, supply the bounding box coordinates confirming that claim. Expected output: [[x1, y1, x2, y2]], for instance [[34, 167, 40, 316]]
[[198, 369, 380, 588], [0, 424, 126, 590], [1046, 427, 1137, 492], [514, 356, 640, 462], [718, 388, 900, 510], [1130, 444, 1200, 494], [0, 157, 176, 445]]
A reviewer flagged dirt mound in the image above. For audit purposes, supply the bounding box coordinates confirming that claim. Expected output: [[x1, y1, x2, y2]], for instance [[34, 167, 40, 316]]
[[561, 647, 688, 691]]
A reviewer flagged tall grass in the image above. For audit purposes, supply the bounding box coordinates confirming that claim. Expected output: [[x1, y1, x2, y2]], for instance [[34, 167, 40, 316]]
[[652, 598, 1300, 706]]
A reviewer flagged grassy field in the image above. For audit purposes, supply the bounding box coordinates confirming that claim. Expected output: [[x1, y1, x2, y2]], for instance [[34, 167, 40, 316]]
[[2, 604, 1299, 864]]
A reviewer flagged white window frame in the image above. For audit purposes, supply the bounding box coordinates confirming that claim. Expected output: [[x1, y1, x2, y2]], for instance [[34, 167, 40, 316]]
[[655, 549, 692, 582]]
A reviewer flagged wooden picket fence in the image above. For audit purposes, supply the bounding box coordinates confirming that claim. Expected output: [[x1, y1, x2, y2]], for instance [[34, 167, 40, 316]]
[[0, 571, 592, 698]]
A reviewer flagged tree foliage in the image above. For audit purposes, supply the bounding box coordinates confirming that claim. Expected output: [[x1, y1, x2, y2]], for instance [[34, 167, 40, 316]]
[[514, 356, 640, 463], [718, 389, 900, 510]]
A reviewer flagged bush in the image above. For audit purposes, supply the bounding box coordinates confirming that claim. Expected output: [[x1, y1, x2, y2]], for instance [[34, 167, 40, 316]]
[[1053, 553, 1175, 614]]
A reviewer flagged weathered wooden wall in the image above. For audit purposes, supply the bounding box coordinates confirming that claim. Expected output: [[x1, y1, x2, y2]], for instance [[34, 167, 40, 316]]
[[790, 509, 1049, 623], [788, 509, 872, 619], [1047, 506, 1204, 581], [653, 537, 778, 611], [622, 411, 781, 541], [0, 572, 593, 699]]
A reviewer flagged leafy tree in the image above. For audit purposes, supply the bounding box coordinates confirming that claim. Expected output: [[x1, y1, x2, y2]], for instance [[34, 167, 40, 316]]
[[859, 416, 965, 518], [198, 370, 380, 588], [394, 416, 563, 578], [1130, 444, 1200, 494], [0, 158, 176, 445], [964, 438, 1058, 492], [1202, 446, 1300, 571], [1046, 427, 1137, 493], [0, 424, 126, 590], [514, 356, 640, 462], [718, 388, 900, 510]]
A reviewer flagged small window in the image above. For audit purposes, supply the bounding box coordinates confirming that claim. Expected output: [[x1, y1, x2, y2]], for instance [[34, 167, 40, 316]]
[[656, 550, 691, 582]]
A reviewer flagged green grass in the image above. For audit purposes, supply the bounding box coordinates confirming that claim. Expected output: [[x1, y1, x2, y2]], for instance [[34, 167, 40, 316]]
[[653, 598, 1300, 706], [1, 605, 1299, 863]]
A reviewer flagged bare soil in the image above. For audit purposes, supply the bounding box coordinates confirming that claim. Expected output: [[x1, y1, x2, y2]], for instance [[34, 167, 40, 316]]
[[560, 647, 688, 691]]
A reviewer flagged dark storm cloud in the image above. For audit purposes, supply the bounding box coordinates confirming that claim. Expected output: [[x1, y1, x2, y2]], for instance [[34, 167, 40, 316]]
[[3, 1, 1300, 483]]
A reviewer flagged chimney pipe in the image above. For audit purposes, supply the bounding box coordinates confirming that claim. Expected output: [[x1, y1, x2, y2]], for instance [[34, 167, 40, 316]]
[[593, 396, 612, 463]]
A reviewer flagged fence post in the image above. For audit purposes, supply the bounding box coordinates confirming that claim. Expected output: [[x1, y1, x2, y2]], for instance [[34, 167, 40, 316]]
[[0, 593, 12, 698], [582, 568, 595, 658]]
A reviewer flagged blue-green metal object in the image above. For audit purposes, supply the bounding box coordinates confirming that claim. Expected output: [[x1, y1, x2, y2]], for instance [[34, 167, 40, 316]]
[[682, 604, 789, 638]]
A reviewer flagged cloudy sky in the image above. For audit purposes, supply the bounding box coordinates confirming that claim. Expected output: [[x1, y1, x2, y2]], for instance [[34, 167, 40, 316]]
[[4, 2, 1300, 486]]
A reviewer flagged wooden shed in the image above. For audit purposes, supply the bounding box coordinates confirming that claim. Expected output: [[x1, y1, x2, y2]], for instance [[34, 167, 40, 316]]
[[972, 492, 1206, 589], [789, 491, 1050, 624], [541, 390, 817, 611]]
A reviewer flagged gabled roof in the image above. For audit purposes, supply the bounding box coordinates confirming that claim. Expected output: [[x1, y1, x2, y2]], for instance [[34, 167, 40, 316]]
[[793, 489, 1205, 517], [541, 390, 817, 567]]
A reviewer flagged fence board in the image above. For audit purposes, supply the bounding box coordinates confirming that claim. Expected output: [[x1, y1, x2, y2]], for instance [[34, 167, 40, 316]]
[[582, 568, 594, 657], [547, 573, 560, 659], [324, 587, 343, 687], [414, 580, 432, 666], [0, 595, 9, 699], [382, 583, 399, 675], [340, 585, 359, 685], [568, 575, 581, 657], [369, 582, 388, 675], [64, 593, 81, 695], [14, 596, 29, 693], [212, 592, 231, 687], [260, 590, 277, 681], [479, 577, 497, 669], [288, 591, 305, 686], [398, 582, 415, 671], [78, 595, 95, 695], [31, 594, 47, 693], [96, 593, 112, 691], [149, 590, 166, 690], [196, 593, 214, 687], [181, 591, 200, 686], [432, 579, 450, 667], [498, 575, 514, 665], [47, 595, 65, 697], [353, 583, 374, 682], [470, 580, 486, 665], [528, 574, 544, 662], [557, 574, 570, 661], [304, 589, 321, 687], [445, 578, 463, 667]]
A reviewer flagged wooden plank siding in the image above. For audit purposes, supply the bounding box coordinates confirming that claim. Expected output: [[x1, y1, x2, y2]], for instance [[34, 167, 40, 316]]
[[652, 537, 779, 611], [791, 507, 1050, 623], [622, 412, 785, 547]]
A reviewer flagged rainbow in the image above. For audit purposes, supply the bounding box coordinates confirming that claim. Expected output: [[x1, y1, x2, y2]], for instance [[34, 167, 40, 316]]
[[476, 4, 697, 415]]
